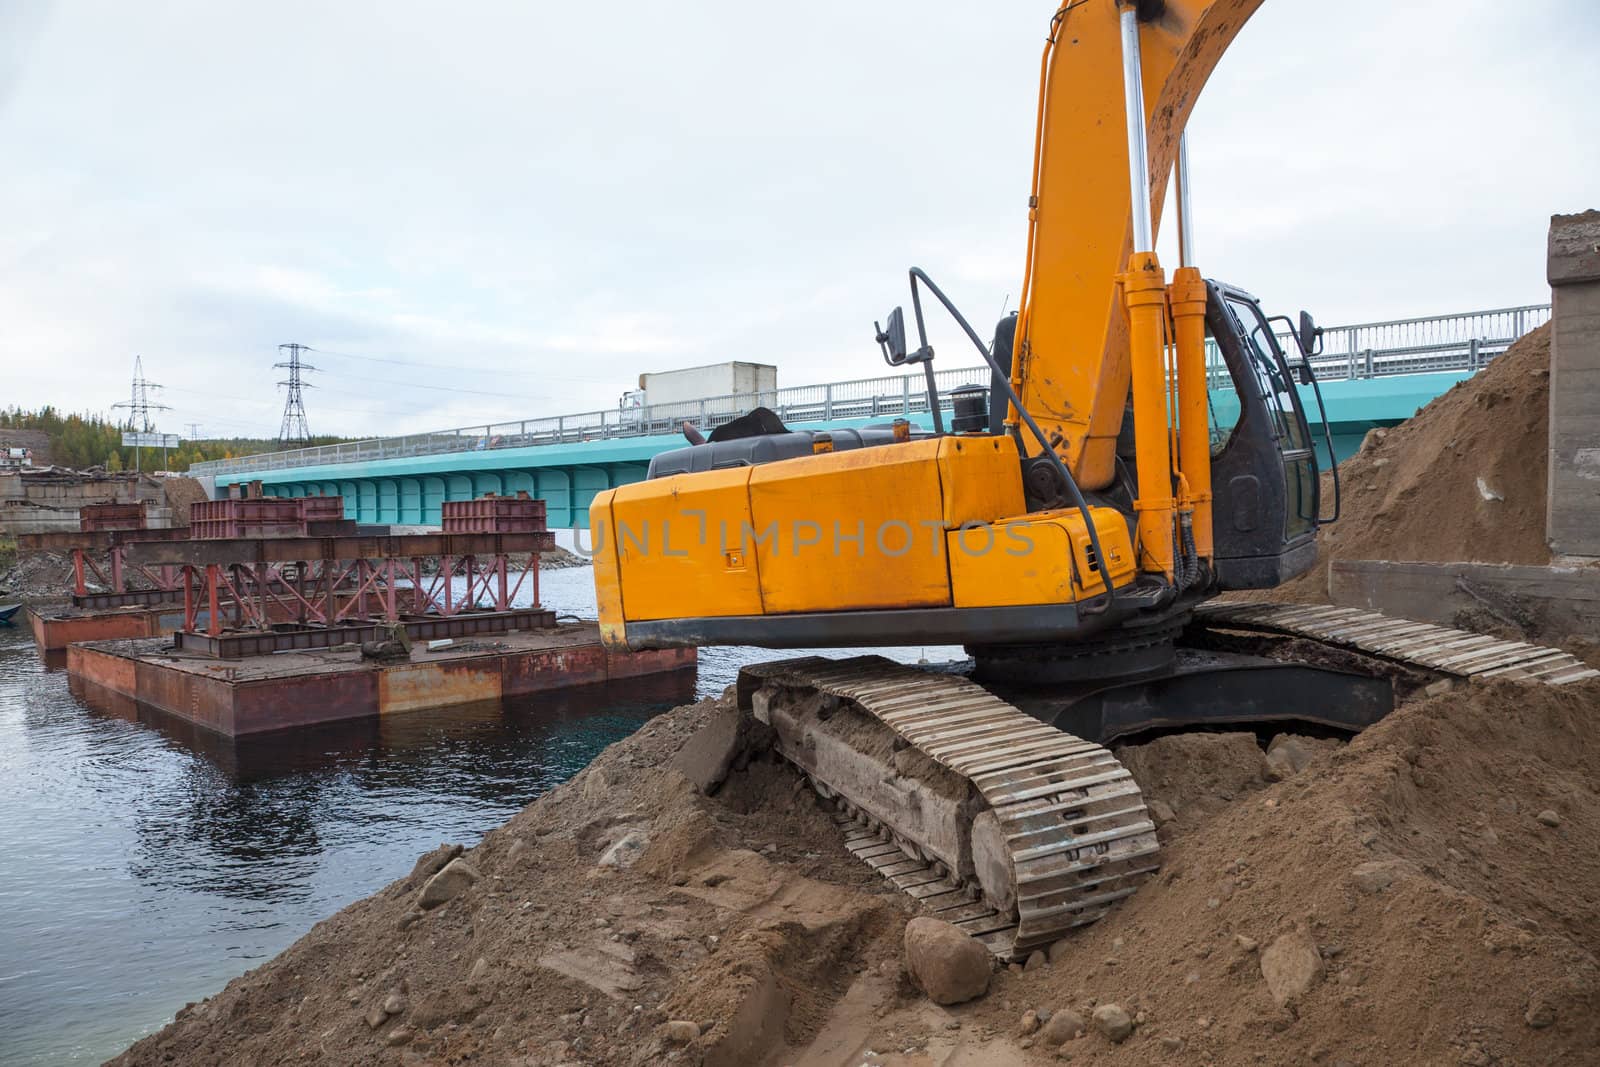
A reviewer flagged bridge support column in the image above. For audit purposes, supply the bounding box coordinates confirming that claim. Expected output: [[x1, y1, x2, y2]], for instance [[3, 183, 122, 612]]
[[1546, 211, 1600, 558]]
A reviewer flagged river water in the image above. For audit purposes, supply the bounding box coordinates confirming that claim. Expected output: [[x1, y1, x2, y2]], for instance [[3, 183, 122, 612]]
[[0, 567, 956, 1064]]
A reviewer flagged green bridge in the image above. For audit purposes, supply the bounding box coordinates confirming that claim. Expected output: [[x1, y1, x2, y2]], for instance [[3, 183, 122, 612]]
[[191, 304, 1548, 531]]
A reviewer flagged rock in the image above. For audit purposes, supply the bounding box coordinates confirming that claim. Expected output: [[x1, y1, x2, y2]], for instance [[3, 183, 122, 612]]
[[598, 830, 649, 869], [1350, 859, 1407, 895], [507, 838, 529, 865], [1536, 809, 1562, 828], [1147, 798, 1177, 827], [1524, 998, 1556, 1029], [385, 1026, 414, 1047], [1024, 950, 1046, 972], [1019, 1009, 1041, 1035], [418, 858, 481, 909], [1161, 1036, 1184, 1052], [1040, 1009, 1086, 1046], [409, 843, 463, 883], [904, 917, 992, 1006], [668, 708, 744, 795], [1260, 926, 1325, 1007], [383, 993, 407, 1015], [669, 870, 690, 886], [1235, 934, 1259, 952], [364, 1005, 389, 1029], [397, 909, 424, 930], [662, 1019, 700, 1044], [1091, 1003, 1133, 1043], [467, 957, 489, 987], [1265, 735, 1320, 780], [1047, 939, 1072, 966]]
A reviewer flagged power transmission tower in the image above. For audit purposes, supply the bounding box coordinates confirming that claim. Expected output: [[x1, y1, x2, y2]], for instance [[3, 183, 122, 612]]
[[110, 355, 170, 474], [185, 422, 203, 440], [275, 343, 316, 446]]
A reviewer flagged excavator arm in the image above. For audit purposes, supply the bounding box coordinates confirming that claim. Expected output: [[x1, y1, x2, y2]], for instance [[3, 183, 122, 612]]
[[1016, 0, 1263, 493]]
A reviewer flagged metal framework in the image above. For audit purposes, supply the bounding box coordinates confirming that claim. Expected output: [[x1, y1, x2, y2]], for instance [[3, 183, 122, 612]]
[[175, 551, 540, 638], [172, 608, 557, 659], [108, 530, 555, 652], [40, 527, 554, 659], [111, 355, 171, 474], [275, 342, 316, 446], [191, 302, 1553, 479]]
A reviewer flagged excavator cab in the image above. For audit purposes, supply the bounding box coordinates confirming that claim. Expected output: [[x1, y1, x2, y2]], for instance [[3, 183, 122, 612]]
[[1202, 282, 1339, 588], [986, 281, 1338, 593]]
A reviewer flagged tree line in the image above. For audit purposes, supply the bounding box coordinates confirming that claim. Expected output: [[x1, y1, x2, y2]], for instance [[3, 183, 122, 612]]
[[0, 407, 348, 473]]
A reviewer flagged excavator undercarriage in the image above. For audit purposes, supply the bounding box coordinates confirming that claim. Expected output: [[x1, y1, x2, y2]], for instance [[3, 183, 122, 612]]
[[737, 607, 1596, 961]]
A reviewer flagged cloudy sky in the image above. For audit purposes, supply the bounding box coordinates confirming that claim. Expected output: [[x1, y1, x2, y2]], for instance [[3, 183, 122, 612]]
[[1, 0, 1595, 441]]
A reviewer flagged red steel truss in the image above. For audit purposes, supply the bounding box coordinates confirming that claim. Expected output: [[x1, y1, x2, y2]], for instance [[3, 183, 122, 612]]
[[177, 552, 540, 637]]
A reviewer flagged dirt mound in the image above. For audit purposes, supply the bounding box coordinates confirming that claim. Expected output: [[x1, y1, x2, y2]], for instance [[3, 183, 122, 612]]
[[957, 677, 1600, 1066], [110, 669, 1600, 1067], [107, 695, 910, 1067], [0, 549, 78, 600], [1265, 324, 1553, 603], [160, 476, 210, 526]]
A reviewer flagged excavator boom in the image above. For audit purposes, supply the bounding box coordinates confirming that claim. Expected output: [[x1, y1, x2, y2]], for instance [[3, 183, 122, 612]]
[[1016, 0, 1264, 492]]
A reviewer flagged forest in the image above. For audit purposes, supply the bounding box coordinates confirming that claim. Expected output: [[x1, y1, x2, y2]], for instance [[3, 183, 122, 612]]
[[0, 407, 346, 472]]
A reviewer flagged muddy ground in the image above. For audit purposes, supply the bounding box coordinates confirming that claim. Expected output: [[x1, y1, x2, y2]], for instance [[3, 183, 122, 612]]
[[110, 671, 1600, 1067]]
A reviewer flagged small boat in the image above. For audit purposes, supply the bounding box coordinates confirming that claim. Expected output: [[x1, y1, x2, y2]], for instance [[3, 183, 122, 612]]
[[0, 604, 20, 626]]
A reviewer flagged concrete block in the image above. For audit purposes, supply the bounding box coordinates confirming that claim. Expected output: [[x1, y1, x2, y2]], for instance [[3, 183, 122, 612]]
[[1547, 214, 1600, 557], [1549, 210, 1600, 286], [1330, 559, 1600, 641]]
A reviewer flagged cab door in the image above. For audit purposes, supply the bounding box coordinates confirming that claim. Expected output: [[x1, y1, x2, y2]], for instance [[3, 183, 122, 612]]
[[1203, 283, 1322, 588]]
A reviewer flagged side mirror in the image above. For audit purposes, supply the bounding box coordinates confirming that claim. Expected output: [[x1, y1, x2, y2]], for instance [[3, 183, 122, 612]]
[[875, 307, 908, 365], [1298, 310, 1319, 357]]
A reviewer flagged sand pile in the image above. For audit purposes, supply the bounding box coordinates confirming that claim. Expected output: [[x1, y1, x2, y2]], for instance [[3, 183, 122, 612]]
[[160, 476, 209, 527], [1268, 323, 1553, 603], [110, 669, 1600, 1067]]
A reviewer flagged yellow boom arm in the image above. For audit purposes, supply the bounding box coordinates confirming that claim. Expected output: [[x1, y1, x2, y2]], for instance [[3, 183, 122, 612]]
[[1015, 0, 1263, 494]]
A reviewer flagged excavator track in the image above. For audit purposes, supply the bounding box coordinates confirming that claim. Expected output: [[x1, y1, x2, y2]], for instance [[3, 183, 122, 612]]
[[1196, 604, 1600, 685], [738, 656, 1161, 961]]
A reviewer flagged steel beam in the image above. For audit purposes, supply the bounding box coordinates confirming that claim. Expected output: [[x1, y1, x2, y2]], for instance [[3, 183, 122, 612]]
[[122, 530, 555, 567], [171, 608, 557, 658]]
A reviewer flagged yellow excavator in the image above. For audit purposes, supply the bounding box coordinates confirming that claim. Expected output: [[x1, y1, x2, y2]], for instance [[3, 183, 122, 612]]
[[584, 0, 1594, 957]]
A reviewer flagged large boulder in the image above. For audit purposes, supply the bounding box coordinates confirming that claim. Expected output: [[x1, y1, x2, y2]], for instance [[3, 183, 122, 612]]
[[669, 708, 745, 795], [1092, 1003, 1133, 1043], [418, 858, 481, 910], [1040, 1009, 1086, 1046], [1265, 735, 1333, 780], [598, 830, 649, 869], [903, 917, 991, 1005], [1260, 926, 1324, 1007]]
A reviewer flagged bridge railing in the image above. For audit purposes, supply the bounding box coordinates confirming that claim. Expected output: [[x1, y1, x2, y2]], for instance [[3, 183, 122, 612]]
[[192, 302, 1550, 478]]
